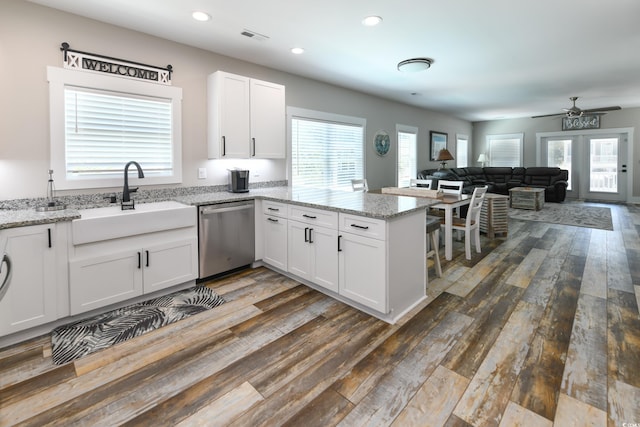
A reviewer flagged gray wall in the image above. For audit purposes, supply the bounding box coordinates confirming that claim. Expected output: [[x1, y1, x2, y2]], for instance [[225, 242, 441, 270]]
[[0, 0, 471, 200], [472, 108, 640, 199]]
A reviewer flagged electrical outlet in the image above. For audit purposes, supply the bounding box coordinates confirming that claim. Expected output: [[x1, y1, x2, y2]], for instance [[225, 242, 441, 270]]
[[198, 167, 207, 179], [253, 170, 260, 178]]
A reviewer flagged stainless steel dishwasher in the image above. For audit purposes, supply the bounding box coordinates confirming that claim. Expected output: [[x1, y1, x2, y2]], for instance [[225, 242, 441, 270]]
[[198, 200, 255, 279]]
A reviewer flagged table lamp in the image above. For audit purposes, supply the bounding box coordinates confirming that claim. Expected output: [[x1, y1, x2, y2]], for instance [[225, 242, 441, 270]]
[[477, 153, 487, 167], [437, 148, 454, 169]]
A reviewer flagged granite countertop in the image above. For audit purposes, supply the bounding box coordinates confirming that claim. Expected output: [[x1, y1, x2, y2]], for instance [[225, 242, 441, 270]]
[[0, 186, 439, 230]]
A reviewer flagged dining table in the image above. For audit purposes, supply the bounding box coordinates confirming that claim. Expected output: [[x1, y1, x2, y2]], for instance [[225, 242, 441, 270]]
[[380, 187, 471, 261]]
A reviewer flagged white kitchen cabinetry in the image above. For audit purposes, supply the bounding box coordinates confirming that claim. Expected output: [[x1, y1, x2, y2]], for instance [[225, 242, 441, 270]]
[[287, 205, 339, 293], [69, 229, 198, 315], [0, 223, 67, 336], [338, 216, 387, 313], [262, 200, 288, 271], [208, 71, 285, 159]]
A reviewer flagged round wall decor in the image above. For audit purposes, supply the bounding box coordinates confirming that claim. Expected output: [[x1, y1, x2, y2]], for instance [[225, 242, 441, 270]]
[[374, 130, 391, 156]]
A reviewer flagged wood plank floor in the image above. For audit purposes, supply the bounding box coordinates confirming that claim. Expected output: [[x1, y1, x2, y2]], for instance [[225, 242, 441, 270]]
[[1, 202, 639, 426]]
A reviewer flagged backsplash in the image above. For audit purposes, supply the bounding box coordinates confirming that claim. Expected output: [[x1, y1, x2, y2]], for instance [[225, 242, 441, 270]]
[[0, 181, 287, 211]]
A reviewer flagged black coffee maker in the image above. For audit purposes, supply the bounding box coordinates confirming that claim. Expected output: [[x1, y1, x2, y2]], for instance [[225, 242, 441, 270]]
[[228, 169, 250, 193]]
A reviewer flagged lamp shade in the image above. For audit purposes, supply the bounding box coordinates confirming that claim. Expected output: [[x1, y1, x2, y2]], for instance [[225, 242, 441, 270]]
[[436, 148, 454, 161], [477, 153, 487, 162]]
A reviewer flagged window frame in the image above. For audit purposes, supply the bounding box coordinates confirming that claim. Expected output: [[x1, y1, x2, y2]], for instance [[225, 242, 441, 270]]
[[396, 124, 418, 187], [47, 66, 183, 190], [486, 133, 524, 167], [456, 134, 469, 168], [287, 107, 366, 191]]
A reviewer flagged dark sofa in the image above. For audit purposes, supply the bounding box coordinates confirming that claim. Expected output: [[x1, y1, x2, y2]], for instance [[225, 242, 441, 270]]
[[418, 166, 569, 202]]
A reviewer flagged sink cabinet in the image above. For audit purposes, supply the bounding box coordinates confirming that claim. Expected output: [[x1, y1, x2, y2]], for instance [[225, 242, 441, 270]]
[[207, 71, 285, 159], [69, 235, 197, 315], [0, 223, 68, 336]]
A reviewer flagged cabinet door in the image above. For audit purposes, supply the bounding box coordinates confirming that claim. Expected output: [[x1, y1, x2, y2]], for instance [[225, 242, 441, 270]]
[[250, 78, 285, 158], [143, 237, 198, 293], [263, 215, 287, 270], [69, 249, 143, 315], [0, 225, 57, 335], [213, 72, 251, 158], [287, 220, 313, 279], [309, 226, 339, 293], [338, 232, 386, 313]]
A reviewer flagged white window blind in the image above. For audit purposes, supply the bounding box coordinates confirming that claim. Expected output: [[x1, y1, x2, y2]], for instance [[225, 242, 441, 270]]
[[397, 127, 417, 187], [64, 87, 173, 178], [456, 135, 468, 167], [291, 115, 364, 191], [487, 133, 523, 166]]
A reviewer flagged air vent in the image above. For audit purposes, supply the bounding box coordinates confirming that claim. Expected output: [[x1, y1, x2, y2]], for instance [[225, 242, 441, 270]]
[[241, 29, 269, 41]]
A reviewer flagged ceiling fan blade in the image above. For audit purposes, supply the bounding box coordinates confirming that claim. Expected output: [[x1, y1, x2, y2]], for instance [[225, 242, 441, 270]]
[[582, 106, 621, 113], [531, 112, 565, 118]]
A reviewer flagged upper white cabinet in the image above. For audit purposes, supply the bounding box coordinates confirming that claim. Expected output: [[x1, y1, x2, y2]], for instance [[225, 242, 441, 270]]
[[0, 223, 67, 336], [208, 71, 285, 159]]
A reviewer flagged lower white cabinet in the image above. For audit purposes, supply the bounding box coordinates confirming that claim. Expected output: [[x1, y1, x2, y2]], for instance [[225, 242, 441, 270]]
[[0, 224, 66, 336], [69, 231, 198, 315], [338, 230, 386, 313], [288, 220, 339, 293], [262, 201, 288, 271]]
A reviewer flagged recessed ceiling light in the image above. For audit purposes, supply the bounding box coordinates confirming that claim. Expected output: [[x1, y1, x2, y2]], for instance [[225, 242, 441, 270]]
[[192, 11, 211, 22], [397, 57, 434, 72], [291, 47, 305, 55], [362, 15, 383, 26]]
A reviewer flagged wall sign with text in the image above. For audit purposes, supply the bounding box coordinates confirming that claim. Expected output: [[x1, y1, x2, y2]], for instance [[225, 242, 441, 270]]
[[562, 115, 600, 131]]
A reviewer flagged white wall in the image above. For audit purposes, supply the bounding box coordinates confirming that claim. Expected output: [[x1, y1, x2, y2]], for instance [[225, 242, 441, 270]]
[[0, 0, 471, 200], [472, 108, 640, 199]]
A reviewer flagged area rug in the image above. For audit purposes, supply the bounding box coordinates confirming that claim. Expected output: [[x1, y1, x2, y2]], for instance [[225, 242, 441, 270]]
[[508, 201, 613, 231], [51, 286, 225, 365]]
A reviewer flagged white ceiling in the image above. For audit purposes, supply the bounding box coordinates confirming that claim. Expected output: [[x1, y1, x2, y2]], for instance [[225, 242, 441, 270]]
[[28, 0, 640, 121]]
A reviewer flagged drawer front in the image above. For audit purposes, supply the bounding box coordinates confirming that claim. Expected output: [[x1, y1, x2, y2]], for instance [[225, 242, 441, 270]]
[[288, 205, 338, 229], [339, 214, 386, 240], [262, 200, 288, 218]]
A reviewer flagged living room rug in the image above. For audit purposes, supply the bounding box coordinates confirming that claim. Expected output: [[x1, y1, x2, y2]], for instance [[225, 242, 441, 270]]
[[508, 201, 613, 231], [51, 286, 225, 365]]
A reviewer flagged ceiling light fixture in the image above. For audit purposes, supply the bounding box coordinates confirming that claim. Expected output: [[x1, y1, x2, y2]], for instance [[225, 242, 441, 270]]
[[397, 57, 434, 72], [362, 15, 382, 26], [192, 11, 211, 22], [291, 47, 305, 55]]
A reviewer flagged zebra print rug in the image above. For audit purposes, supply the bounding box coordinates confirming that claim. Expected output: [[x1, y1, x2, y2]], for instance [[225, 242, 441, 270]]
[[51, 286, 225, 365]]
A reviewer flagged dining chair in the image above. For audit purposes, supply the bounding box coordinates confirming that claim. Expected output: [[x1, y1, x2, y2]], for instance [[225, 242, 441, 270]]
[[426, 215, 442, 278], [351, 179, 369, 192], [409, 178, 432, 189], [437, 180, 464, 195], [442, 185, 488, 260]]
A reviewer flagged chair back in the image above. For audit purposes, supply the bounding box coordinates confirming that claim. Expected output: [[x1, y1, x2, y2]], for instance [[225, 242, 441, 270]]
[[437, 180, 464, 195], [351, 179, 369, 192], [466, 186, 488, 227], [409, 178, 432, 189]]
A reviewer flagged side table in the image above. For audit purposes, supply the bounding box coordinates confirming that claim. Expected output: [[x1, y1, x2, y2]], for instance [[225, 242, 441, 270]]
[[509, 187, 545, 210], [480, 193, 509, 238]]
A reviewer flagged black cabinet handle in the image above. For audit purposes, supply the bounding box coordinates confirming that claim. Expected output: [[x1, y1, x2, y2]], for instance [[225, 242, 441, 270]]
[[302, 214, 317, 219], [146, 250, 149, 267], [267, 207, 280, 212], [47, 228, 52, 248], [309, 228, 314, 243], [222, 136, 226, 156], [338, 235, 342, 252], [267, 217, 279, 223], [304, 227, 309, 242], [252, 138, 256, 157], [137, 252, 141, 269], [350, 224, 369, 230]]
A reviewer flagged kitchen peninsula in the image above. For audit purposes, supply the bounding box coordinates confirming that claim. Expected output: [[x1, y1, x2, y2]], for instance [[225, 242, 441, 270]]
[[0, 185, 438, 347]]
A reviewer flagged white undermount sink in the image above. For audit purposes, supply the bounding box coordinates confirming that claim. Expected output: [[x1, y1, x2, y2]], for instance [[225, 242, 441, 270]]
[[72, 201, 196, 245]]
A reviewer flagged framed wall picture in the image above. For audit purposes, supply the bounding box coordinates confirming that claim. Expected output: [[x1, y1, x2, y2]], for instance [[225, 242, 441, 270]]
[[373, 130, 391, 156], [430, 131, 447, 161]]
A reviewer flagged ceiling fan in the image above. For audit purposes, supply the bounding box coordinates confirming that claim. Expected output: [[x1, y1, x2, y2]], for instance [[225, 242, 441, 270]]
[[532, 96, 621, 118]]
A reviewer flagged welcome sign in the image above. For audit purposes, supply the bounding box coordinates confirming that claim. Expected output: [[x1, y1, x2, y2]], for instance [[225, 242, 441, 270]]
[[60, 42, 172, 85]]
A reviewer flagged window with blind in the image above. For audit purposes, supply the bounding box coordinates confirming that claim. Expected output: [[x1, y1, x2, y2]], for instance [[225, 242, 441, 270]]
[[48, 66, 182, 190], [487, 133, 523, 166], [456, 134, 469, 167], [289, 108, 365, 191], [397, 125, 417, 187]]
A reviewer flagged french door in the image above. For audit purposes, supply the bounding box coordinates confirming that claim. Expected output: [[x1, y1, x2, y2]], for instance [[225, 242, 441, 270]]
[[540, 130, 629, 202]]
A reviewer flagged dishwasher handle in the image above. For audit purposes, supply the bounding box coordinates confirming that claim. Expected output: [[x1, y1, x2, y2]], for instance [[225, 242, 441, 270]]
[[0, 254, 12, 302], [200, 203, 253, 215]]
